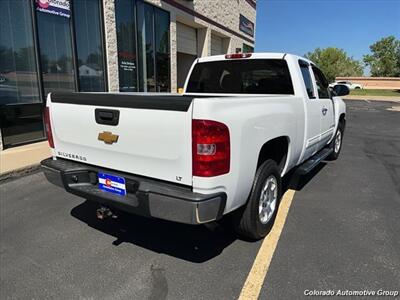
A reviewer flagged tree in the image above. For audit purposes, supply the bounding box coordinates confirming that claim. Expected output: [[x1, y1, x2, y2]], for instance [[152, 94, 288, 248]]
[[0, 46, 15, 72], [305, 47, 364, 83], [86, 52, 101, 65], [363, 36, 400, 77]]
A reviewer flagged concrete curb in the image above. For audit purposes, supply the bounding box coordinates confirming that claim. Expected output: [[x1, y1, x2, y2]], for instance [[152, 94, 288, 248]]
[[343, 96, 400, 102], [0, 141, 50, 177], [0, 164, 42, 182]]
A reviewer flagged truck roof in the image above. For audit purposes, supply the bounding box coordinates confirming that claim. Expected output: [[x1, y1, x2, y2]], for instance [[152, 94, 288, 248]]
[[197, 52, 313, 65]]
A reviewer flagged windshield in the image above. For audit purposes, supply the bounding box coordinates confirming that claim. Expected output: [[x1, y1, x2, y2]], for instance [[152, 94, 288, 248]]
[[186, 59, 294, 94]]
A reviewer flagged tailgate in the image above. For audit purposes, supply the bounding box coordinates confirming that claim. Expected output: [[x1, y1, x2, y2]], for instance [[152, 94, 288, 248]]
[[48, 93, 194, 186]]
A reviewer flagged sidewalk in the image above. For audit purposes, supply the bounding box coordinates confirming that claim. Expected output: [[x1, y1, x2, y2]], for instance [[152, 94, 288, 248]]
[[0, 141, 51, 177], [343, 95, 400, 102]]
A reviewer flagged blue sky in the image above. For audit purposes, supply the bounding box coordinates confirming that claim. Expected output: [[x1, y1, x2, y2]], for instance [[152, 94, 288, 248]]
[[255, 0, 400, 62]]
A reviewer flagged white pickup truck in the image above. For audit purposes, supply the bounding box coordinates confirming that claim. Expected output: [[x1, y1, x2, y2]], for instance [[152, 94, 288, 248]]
[[41, 53, 348, 240]]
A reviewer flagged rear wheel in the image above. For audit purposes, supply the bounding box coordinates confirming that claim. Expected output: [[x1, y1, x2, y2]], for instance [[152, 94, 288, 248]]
[[234, 159, 282, 240], [328, 122, 344, 160]]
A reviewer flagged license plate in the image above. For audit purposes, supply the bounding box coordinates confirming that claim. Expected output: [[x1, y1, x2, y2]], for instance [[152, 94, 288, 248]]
[[98, 172, 126, 196]]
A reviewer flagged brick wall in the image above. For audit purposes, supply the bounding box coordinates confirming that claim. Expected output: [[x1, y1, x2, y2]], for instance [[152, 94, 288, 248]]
[[335, 77, 400, 90]]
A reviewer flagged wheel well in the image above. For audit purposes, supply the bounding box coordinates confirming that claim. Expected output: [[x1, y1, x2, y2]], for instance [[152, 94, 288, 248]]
[[257, 137, 289, 173], [339, 113, 346, 127]]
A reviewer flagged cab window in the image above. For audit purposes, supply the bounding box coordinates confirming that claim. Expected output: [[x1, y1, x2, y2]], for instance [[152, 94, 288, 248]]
[[186, 59, 294, 94], [312, 66, 330, 98], [298, 60, 315, 99]]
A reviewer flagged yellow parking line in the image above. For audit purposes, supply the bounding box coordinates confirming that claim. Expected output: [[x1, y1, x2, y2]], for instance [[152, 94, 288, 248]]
[[238, 189, 296, 300]]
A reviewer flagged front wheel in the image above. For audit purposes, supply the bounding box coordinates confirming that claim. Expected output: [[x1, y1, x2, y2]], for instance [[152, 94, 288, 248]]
[[233, 159, 282, 240], [328, 122, 344, 160]]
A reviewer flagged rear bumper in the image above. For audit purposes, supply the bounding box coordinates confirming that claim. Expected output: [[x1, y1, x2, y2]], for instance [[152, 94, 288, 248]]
[[41, 158, 226, 225]]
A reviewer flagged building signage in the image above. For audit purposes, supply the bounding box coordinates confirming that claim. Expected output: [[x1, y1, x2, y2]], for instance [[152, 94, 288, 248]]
[[118, 51, 137, 90], [118, 51, 136, 72], [239, 14, 254, 37], [36, 0, 70, 18]]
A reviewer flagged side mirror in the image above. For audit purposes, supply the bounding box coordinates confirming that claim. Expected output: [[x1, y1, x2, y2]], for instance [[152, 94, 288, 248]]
[[332, 84, 350, 96]]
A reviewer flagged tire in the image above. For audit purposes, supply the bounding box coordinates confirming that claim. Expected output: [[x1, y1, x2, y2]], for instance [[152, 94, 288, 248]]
[[328, 122, 344, 160], [354, 86, 361, 89], [233, 159, 282, 240]]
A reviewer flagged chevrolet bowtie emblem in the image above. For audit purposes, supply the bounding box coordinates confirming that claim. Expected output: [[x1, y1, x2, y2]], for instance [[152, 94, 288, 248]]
[[98, 131, 119, 144]]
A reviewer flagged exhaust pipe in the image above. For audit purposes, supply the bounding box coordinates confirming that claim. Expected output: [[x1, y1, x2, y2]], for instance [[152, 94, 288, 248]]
[[96, 206, 118, 220]]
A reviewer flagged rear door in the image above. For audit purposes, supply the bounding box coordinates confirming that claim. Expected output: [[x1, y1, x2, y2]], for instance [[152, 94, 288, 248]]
[[298, 60, 321, 160], [49, 93, 194, 186], [311, 66, 335, 149]]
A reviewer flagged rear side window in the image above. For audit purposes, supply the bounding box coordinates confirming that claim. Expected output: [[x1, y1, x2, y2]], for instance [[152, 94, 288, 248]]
[[312, 66, 330, 99], [186, 59, 294, 94], [298, 60, 315, 99]]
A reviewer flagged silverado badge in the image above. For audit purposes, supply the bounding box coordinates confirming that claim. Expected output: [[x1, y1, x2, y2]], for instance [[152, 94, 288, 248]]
[[98, 131, 119, 144]]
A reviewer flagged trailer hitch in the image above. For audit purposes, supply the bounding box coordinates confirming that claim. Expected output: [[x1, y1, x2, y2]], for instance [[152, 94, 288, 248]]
[[96, 206, 118, 220]]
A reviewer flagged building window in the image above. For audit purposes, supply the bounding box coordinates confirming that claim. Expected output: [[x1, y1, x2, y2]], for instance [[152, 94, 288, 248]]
[[0, 0, 40, 105], [36, 0, 106, 96], [154, 9, 170, 92], [115, 0, 170, 92], [36, 11, 76, 96], [0, 0, 107, 148], [0, 0, 44, 147], [74, 0, 106, 92], [115, 0, 138, 92], [243, 44, 254, 53], [137, 1, 155, 92]]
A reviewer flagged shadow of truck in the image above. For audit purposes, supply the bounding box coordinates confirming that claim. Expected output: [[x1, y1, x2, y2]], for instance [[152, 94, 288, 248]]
[[70, 163, 326, 262]]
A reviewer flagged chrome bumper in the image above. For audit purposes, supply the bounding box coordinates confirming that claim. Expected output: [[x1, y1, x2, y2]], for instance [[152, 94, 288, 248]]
[[41, 158, 226, 224]]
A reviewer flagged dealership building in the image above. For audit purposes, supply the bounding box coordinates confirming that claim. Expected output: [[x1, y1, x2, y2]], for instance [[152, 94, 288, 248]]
[[0, 0, 256, 150]]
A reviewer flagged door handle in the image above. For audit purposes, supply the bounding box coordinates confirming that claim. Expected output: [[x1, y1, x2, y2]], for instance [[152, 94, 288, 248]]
[[95, 109, 120, 126], [98, 111, 114, 120], [322, 108, 328, 115]]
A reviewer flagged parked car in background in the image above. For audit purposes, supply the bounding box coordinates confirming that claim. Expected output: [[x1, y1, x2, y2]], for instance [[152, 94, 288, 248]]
[[329, 80, 362, 89]]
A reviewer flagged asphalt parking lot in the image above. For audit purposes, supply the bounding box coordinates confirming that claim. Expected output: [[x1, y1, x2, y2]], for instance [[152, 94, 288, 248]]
[[1, 100, 399, 299]]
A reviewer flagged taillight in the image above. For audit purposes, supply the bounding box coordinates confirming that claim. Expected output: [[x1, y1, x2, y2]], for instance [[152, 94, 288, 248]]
[[44, 107, 54, 148], [192, 120, 230, 177], [225, 53, 252, 59]]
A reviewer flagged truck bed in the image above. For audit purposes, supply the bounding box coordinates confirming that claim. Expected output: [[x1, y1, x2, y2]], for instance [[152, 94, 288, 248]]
[[48, 92, 198, 186], [51, 92, 195, 111]]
